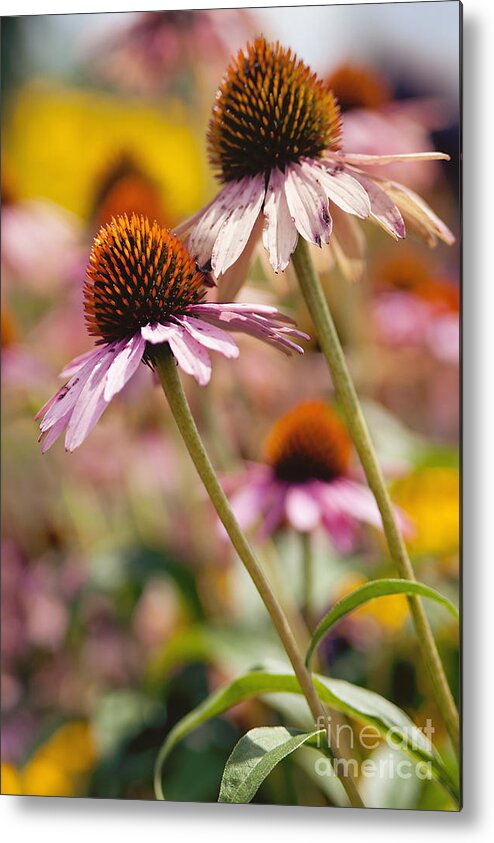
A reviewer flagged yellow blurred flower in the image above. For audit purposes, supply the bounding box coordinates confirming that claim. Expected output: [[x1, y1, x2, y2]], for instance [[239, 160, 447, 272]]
[[1, 762, 23, 795], [334, 572, 409, 634], [3, 83, 205, 222], [391, 467, 459, 557], [1, 721, 96, 798]]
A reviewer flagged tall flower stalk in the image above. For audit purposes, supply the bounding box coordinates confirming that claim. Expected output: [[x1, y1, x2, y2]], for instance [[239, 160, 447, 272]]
[[291, 237, 459, 757], [154, 346, 365, 808]]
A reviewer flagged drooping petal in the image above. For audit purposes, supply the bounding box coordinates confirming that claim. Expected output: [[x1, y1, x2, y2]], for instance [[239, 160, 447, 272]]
[[216, 217, 263, 301], [315, 162, 371, 218], [211, 174, 265, 276], [186, 179, 246, 270], [259, 484, 287, 539], [187, 303, 309, 356], [321, 509, 358, 555], [141, 322, 177, 344], [39, 411, 72, 453], [383, 181, 455, 246], [60, 348, 104, 379], [326, 477, 382, 529], [64, 348, 119, 452], [104, 331, 146, 401], [167, 325, 212, 386], [324, 150, 451, 167], [285, 484, 322, 532], [176, 314, 239, 358], [349, 171, 406, 239], [228, 474, 274, 533], [262, 167, 299, 271], [37, 345, 111, 432], [284, 163, 332, 246]]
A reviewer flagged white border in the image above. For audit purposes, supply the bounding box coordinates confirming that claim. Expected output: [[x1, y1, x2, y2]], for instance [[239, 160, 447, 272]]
[[2, 0, 493, 838]]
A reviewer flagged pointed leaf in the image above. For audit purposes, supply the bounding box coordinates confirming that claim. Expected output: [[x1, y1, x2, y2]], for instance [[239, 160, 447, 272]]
[[218, 726, 323, 803], [306, 578, 459, 667]]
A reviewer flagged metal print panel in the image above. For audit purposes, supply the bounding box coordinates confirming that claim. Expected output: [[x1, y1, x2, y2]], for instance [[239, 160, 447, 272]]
[[1, 2, 461, 810]]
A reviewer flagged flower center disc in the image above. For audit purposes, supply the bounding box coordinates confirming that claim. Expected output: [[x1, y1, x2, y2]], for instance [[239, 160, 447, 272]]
[[264, 401, 351, 484], [84, 214, 207, 343], [208, 37, 342, 183]]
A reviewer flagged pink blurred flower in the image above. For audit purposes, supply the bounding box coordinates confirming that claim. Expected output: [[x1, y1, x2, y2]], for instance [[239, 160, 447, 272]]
[[177, 38, 454, 289], [1, 182, 81, 291], [37, 214, 307, 453], [88, 9, 254, 96], [325, 63, 454, 190], [225, 401, 410, 553], [371, 249, 459, 363]]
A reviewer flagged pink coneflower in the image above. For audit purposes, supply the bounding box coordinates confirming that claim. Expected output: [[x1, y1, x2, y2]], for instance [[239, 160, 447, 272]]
[[177, 37, 454, 281], [227, 401, 406, 553], [36, 214, 308, 453]]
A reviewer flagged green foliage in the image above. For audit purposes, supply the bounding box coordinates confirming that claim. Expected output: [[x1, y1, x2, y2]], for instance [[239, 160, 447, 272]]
[[306, 578, 459, 666], [154, 665, 458, 804], [218, 727, 324, 803]]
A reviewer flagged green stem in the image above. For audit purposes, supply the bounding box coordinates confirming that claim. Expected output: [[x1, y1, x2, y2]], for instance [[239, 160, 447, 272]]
[[155, 346, 365, 808], [292, 238, 459, 758], [301, 532, 314, 632]]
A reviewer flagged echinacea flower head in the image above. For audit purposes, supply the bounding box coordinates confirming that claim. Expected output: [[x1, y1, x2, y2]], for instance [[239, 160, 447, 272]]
[[227, 400, 408, 552], [178, 37, 454, 280], [37, 214, 308, 453]]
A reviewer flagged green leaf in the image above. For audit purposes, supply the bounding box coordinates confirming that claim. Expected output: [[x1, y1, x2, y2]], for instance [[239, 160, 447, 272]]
[[154, 666, 458, 804], [218, 726, 324, 803], [306, 578, 459, 667]]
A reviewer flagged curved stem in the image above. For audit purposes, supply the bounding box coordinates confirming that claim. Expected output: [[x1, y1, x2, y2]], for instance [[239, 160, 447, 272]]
[[155, 346, 365, 808], [292, 238, 459, 757]]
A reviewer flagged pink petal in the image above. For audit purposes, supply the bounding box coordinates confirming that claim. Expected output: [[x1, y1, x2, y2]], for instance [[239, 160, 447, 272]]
[[216, 216, 263, 301], [349, 171, 406, 239], [38, 345, 110, 432], [322, 510, 358, 555], [176, 314, 239, 358], [259, 485, 287, 539], [60, 348, 103, 379], [167, 326, 212, 386], [186, 180, 245, 270], [324, 478, 382, 528], [316, 162, 371, 218], [284, 163, 332, 246], [39, 411, 72, 453], [64, 349, 118, 452], [325, 151, 451, 166], [141, 323, 177, 344], [262, 167, 299, 271], [384, 180, 455, 246], [229, 477, 273, 533], [211, 175, 265, 276], [285, 485, 322, 532], [104, 332, 146, 401]]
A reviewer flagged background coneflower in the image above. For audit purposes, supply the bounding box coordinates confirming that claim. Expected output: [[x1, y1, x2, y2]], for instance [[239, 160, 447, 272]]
[[226, 400, 408, 551]]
